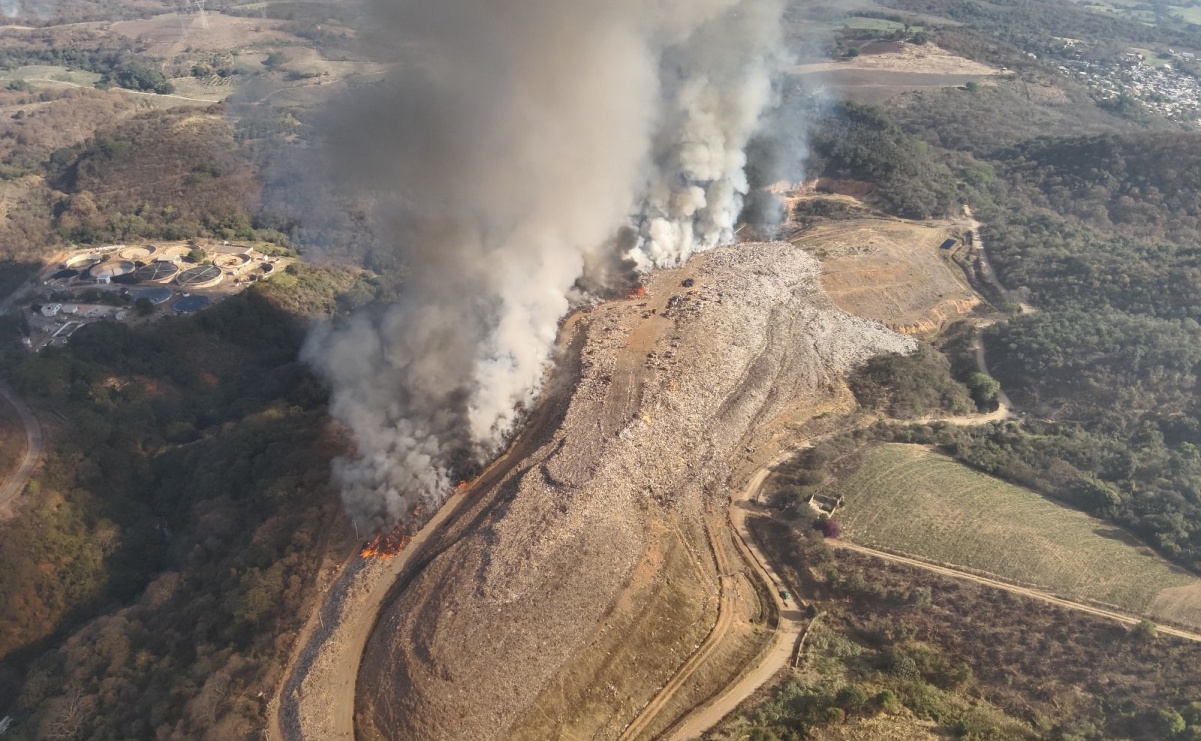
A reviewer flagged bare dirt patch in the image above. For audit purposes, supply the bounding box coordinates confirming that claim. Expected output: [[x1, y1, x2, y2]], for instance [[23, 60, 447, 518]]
[[789, 213, 979, 335], [108, 12, 300, 56], [1150, 582, 1201, 630], [790, 42, 1005, 104], [792, 42, 1001, 77]]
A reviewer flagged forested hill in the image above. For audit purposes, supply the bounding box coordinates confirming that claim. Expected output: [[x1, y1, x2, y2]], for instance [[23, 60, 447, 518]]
[[882, 0, 1201, 50], [1003, 133, 1201, 243]]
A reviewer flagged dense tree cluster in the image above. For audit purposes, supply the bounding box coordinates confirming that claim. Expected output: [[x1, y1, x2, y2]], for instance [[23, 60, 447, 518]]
[[51, 107, 266, 244], [848, 345, 974, 419], [999, 133, 1201, 244], [881, 0, 1201, 52], [810, 102, 963, 219], [0, 267, 386, 739]]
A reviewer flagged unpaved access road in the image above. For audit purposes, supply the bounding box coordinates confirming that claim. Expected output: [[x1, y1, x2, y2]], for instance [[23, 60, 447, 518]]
[[667, 461, 1201, 741], [831, 540, 1201, 644], [272, 459, 509, 741], [618, 519, 740, 741], [314, 488, 470, 741], [666, 466, 807, 741], [0, 380, 42, 510]]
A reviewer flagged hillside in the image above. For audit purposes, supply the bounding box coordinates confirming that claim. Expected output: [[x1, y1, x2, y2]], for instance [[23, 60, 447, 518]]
[[348, 242, 913, 741], [0, 266, 385, 740], [54, 108, 260, 243], [1003, 132, 1201, 244]]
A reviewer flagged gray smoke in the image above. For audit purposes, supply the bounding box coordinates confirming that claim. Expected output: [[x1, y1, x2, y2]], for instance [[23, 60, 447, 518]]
[[0, 0, 53, 19], [303, 0, 791, 529]]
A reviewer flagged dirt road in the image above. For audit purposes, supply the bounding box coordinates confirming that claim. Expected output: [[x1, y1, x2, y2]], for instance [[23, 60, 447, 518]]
[[23, 77, 221, 105], [618, 520, 738, 741], [0, 257, 55, 513], [0, 381, 42, 510], [272, 322, 587, 741], [831, 540, 1201, 643], [273, 484, 476, 741], [666, 467, 806, 741]]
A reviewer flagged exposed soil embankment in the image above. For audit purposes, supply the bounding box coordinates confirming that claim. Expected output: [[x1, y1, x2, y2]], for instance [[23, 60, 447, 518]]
[[355, 242, 914, 740]]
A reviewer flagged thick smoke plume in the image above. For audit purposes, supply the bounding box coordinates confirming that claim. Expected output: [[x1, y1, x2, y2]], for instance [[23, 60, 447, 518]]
[[304, 0, 789, 528]]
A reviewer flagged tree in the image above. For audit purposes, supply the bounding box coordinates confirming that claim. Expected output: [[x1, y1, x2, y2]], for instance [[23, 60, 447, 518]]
[[1132, 619, 1158, 641], [186, 248, 207, 263], [875, 690, 900, 713], [1149, 708, 1186, 736], [967, 372, 1001, 410], [835, 685, 869, 712]]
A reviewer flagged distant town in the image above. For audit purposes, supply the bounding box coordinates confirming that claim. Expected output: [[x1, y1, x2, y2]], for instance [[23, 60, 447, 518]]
[[1053, 42, 1201, 124]]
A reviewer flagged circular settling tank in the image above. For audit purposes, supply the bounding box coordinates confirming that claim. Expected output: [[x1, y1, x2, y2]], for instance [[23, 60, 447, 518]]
[[176, 265, 223, 289], [160, 245, 192, 262], [89, 260, 136, 281], [215, 254, 251, 270], [135, 287, 173, 305], [65, 253, 103, 269], [51, 269, 79, 281], [132, 262, 180, 284], [172, 295, 210, 313], [119, 245, 155, 261]]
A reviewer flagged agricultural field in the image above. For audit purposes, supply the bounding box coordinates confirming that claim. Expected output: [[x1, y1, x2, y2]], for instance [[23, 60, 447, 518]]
[[842, 16, 924, 32], [1074, 0, 1201, 25], [0, 65, 102, 89], [833, 444, 1201, 622]]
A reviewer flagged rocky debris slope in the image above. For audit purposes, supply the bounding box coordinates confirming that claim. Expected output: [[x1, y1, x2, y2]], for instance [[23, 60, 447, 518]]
[[356, 242, 915, 740]]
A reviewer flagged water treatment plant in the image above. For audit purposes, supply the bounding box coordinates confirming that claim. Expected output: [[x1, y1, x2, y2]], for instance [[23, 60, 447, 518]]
[[22, 240, 292, 351]]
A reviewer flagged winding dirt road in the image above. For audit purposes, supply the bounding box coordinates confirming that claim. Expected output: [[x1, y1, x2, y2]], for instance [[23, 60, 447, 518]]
[[617, 520, 738, 741], [831, 540, 1201, 644], [0, 381, 42, 510], [272, 441, 528, 741], [665, 467, 805, 741]]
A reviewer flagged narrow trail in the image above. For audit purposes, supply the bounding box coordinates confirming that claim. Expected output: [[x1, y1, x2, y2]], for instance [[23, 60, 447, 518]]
[[666, 466, 806, 741], [0, 381, 42, 511], [0, 257, 57, 514], [617, 519, 737, 741], [831, 540, 1201, 644]]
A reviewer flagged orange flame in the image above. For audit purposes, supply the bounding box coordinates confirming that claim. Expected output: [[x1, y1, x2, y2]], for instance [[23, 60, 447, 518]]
[[456, 480, 468, 490], [628, 285, 646, 299], [360, 526, 412, 560]]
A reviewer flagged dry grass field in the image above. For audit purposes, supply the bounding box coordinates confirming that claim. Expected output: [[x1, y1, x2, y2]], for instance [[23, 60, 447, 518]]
[[791, 212, 980, 335], [788, 41, 1005, 104], [835, 444, 1201, 622]]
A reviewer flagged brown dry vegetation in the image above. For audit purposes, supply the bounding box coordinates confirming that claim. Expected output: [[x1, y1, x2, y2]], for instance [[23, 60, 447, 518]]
[[55, 106, 259, 239], [0, 391, 27, 495], [0, 88, 135, 168], [108, 13, 302, 57], [737, 517, 1201, 740]]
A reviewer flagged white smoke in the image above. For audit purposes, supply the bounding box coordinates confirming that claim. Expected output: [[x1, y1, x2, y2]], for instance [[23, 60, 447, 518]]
[[0, 0, 53, 19], [304, 0, 793, 529], [630, 1, 786, 269]]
